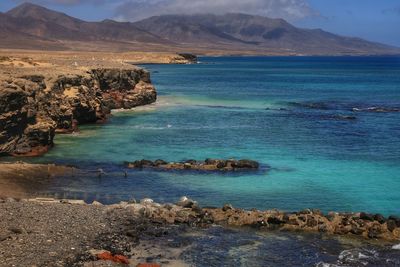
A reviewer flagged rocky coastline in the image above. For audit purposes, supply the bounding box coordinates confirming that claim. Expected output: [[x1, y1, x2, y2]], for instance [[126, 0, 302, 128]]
[[101, 197, 400, 241], [0, 50, 199, 157], [0, 196, 399, 266], [0, 58, 159, 157]]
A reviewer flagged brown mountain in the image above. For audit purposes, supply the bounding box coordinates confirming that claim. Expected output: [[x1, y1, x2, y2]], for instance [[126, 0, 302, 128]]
[[133, 14, 256, 45], [133, 13, 399, 55], [2, 3, 171, 47], [1, 3, 399, 55], [0, 10, 67, 50]]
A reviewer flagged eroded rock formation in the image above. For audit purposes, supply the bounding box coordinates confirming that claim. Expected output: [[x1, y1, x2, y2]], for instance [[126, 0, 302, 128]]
[[0, 68, 156, 156]]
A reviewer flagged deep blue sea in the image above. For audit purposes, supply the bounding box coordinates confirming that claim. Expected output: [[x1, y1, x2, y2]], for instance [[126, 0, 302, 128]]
[[8, 56, 400, 266]]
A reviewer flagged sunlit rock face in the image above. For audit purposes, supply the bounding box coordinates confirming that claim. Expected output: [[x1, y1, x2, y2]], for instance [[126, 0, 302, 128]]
[[0, 68, 156, 156]]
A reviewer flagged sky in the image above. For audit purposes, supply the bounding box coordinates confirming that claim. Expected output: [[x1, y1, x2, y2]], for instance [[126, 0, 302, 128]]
[[0, 0, 399, 47]]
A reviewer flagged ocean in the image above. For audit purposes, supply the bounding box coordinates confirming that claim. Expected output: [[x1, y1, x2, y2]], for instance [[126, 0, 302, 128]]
[[12, 56, 400, 266]]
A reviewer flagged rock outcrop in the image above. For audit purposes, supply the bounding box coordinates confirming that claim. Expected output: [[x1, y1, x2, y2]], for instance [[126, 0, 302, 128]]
[[110, 198, 400, 241], [176, 53, 198, 64], [0, 68, 156, 156], [125, 158, 260, 171]]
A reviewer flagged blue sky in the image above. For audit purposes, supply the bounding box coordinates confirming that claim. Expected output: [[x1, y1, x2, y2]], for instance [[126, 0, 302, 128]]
[[1, 0, 399, 47]]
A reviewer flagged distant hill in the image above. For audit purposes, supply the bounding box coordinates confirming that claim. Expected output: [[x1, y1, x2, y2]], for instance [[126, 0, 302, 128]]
[[4, 3, 170, 44], [133, 13, 398, 55], [1, 3, 399, 55]]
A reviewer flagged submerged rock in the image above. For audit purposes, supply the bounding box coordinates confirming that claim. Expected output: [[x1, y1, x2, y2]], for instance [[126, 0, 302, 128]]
[[125, 158, 260, 171]]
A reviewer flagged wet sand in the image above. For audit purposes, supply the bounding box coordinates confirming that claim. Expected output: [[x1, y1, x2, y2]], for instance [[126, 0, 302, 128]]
[[0, 162, 76, 199]]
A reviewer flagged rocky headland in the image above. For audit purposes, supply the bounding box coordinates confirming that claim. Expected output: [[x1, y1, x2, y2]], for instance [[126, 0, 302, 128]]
[[0, 68, 156, 156], [125, 158, 260, 171], [0, 50, 199, 156]]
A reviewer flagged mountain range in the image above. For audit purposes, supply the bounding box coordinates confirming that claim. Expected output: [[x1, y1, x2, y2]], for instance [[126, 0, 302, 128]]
[[1, 2, 399, 55]]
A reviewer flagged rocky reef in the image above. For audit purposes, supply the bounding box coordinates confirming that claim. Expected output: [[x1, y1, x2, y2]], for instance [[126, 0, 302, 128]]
[[0, 68, 156, 156], [110, 197, 400, 241], [125, 158, 260, 171]]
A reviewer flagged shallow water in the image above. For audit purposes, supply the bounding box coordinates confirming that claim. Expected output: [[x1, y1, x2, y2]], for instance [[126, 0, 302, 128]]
[[145, 225, 400, 267]]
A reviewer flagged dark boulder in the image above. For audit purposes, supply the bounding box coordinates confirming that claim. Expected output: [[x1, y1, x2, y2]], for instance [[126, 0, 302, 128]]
[[388, 215, 400, 227], [387, 220, 397, 232], [154, 159, 167, 166], [232, 159, 259, 169], [373, 214, 386, 224], [360, 212, 374, 221], [267, 216, 285, 225], [130, 159, 154, 168]]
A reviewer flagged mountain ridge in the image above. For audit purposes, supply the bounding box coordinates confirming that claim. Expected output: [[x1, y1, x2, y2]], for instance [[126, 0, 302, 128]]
[[1, 2, 399, 55], [132, 12, 397, 54]]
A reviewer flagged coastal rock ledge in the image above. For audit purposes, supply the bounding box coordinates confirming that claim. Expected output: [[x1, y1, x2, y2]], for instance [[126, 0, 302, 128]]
[[0, 68, 156, 156], [121, 197, 400, 241], [125, 158, 260, 171]]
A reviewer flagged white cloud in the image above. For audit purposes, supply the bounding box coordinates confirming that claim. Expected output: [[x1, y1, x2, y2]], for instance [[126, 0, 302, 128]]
[[114, 0, 319, 21]]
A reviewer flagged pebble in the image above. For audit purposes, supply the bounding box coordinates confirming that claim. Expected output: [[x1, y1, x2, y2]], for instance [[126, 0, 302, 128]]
[[8, 227, 23, 234]]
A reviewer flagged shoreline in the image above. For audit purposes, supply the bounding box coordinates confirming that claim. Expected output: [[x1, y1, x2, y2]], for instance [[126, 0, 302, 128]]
[[0, 195, 399, 266], [0, 49, 198, 157], [0, 163, 399, 242]]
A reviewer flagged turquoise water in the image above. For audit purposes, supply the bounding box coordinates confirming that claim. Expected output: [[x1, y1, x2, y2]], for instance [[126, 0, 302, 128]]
[[33, 56, 400, 216]]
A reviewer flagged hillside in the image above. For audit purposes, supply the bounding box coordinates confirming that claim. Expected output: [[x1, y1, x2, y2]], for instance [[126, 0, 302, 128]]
[[134, 13, 398, 55]]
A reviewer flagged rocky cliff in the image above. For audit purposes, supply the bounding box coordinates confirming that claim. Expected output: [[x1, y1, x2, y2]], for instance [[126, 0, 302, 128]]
[[0, 68, 156, 156]]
